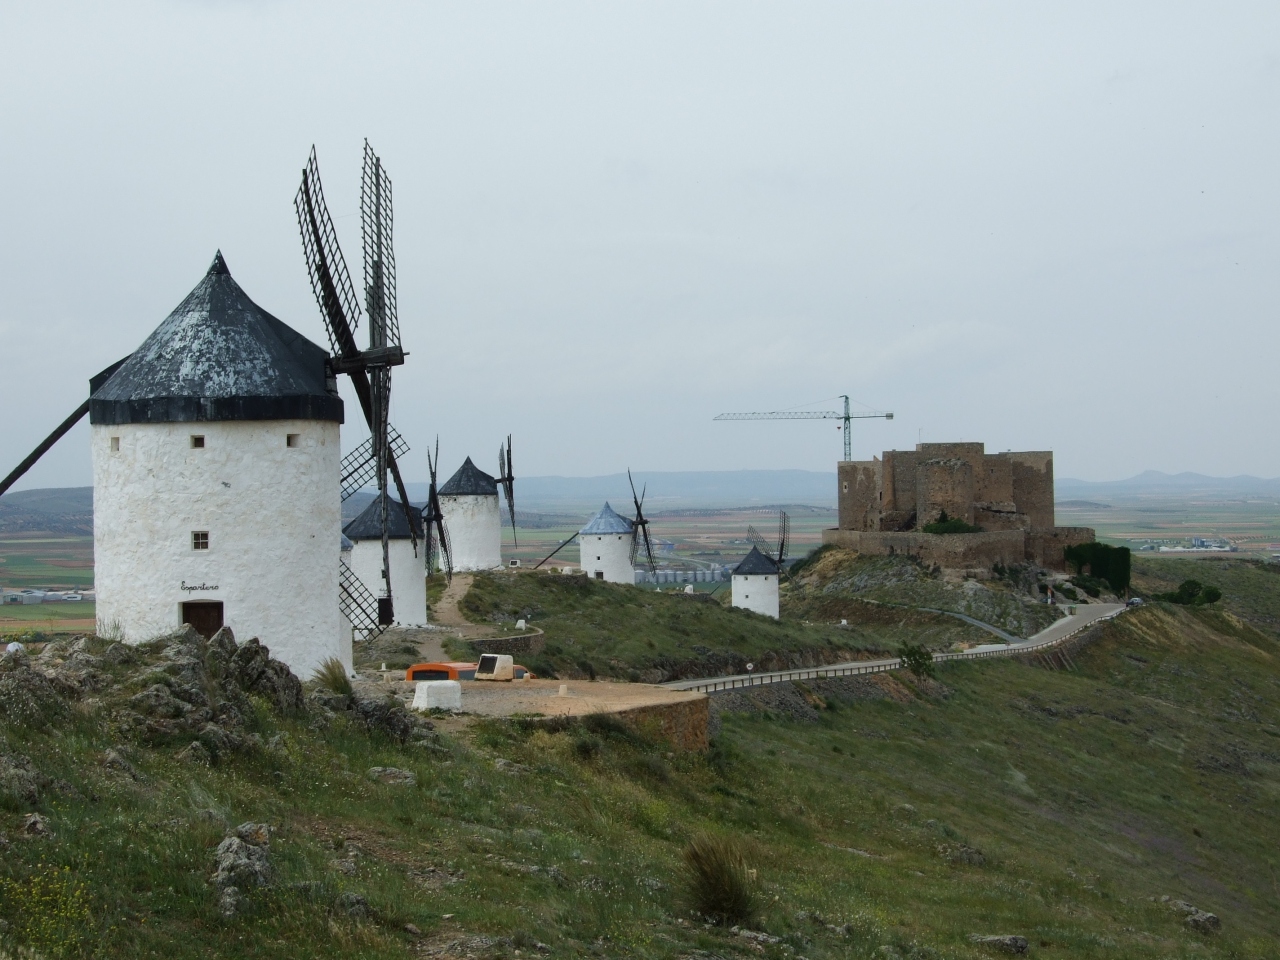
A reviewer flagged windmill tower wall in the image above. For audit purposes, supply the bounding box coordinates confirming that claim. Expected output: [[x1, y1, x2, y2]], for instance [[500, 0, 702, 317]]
[[731, 572, 779, 619], [91, 419, 343, 680], [440, 494, 502, 571], [580, 533, 633, 584], [346, 539, 427, 627]]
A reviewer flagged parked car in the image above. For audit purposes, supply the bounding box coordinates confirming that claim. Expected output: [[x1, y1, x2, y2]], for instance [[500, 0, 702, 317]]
[[404, 661, 536, 681], [1127, 597, 1144, 607]]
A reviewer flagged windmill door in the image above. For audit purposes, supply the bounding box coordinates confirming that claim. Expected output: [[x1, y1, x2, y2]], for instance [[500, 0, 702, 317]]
[[181, 601, 224, 639]]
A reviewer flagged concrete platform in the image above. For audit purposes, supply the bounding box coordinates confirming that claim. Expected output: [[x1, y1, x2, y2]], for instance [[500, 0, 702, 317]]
[[373, 678, 710, 750]]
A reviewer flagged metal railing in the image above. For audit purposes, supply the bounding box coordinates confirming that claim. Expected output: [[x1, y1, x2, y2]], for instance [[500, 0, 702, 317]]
[[666, 606, 1126, 694]]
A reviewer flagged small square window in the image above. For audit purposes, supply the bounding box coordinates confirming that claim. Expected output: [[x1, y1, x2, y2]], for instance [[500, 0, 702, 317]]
[[191, 435, 205, 449], [286, 433, 300, 448], [192, 531, 209, 550], [109, 437, 120, 452]]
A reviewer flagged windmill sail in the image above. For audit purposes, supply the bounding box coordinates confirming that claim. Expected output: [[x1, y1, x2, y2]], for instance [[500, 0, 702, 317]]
[[498, 435, 517, 548], [628, 469, 656, 572]]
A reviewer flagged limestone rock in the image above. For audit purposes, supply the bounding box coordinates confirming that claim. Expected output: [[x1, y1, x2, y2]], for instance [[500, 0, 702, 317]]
[[234, 822, 271, 846], [1168, 900, 1220, 932], [218, 885, 243, 918], [1186, 911, 1221, 933], [940, 843, 986, 866], [102, 748, 140, 780], [177, 741, 213, 765], [0, 752, 48, 806], [352, 693, 421, 743], [130, 684, 192, 720], [967, 934, 1028, 954], [334, 891, 371, 919], [0, 656, 71, 727], [367, 766, 416, 785], [229, 638, 304, 714], [22, 813, 52, 837], [212, 836, 271, 889]]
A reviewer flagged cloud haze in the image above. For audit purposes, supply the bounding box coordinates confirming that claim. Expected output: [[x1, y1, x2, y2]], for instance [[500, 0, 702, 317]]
[[2, 1, 1277, 490]]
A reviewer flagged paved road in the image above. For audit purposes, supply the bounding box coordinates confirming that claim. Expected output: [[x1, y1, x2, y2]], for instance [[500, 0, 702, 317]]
[[663, 602, 1125, 694]]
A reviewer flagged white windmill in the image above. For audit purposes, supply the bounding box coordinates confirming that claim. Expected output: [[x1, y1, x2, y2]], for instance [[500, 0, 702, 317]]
[[437, 456, 502, 572], [535, 471, 657, 584], [0, 252, 346, 679], [730, 512, 789, 620]]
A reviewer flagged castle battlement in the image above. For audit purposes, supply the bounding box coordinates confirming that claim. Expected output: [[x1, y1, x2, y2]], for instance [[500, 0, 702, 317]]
[[822, 442, 1093, 573]]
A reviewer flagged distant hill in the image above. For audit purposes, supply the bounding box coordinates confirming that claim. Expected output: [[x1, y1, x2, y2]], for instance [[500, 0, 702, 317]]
[[0, 486, 93, 534], [401, 469, 840, 513], [1057, 470, 1280, 499]]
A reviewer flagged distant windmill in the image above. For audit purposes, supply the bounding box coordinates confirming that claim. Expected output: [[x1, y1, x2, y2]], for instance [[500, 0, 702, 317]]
[[297, 141, 418, 628], [497, 434, 517, 548], [746, 510, 790, 577], [732, 510, 789, 619], [535, 470, 656, 582], [715, 395, 892, 461]]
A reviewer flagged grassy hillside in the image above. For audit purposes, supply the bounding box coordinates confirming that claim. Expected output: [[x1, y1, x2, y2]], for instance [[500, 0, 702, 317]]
[[784, 548, 1063, 638], [2, 589, 1278, 957], [1133, 556, 1280, 638], [453, 570, 988, 681]]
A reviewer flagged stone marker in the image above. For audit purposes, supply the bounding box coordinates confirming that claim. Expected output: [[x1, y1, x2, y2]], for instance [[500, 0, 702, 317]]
[[412, 680, 462, 712]]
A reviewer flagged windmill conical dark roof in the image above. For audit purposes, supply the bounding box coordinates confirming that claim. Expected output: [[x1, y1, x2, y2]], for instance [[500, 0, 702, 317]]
[[439, 457, 497, 496], [89, 252, 343, 425], [343, 492, 424, 541], [579, 502, 634, 535], [733, 545, 779, 575]]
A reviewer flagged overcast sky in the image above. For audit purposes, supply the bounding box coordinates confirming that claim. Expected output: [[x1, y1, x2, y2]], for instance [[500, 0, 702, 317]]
[[2, 1, 1278, 490]]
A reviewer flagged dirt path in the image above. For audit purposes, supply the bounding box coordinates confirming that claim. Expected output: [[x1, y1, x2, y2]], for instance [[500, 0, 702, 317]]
[[432, 573, 483, 634]]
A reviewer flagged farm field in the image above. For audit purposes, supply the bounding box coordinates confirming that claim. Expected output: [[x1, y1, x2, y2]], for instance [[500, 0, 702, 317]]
[[0, 534, 94, 590], [0, 601, 96, 636], [1057, 496, 1280, 555]]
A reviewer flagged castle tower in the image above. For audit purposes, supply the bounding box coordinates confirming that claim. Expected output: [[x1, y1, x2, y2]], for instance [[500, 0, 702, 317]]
[[343, 493, 427, 626], [438, 457, 503, 571], [579, 502, 634, 583], [731, 546, 780, 619], [90, 252, 343, 679]]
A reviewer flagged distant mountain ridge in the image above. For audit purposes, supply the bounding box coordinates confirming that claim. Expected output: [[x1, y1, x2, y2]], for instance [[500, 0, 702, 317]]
[[1057, 471, 1280, 497], [8, 469, 1280, 534]]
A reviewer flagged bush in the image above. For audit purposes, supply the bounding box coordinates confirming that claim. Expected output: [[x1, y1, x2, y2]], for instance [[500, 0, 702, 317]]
[[898, 642, 935, 679], [1063, 542, 1131, 594], [1069, 575, 1107, 598], [681, 833, 757, 925], [312, 657, 353, 697], [0, 865, 91, 958], [1155, 580, 1223, 607], [922, 511, 981, 535]]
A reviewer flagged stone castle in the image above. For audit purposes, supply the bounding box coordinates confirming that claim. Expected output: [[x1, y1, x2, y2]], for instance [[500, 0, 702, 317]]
[[821, 442, 1094, 573]]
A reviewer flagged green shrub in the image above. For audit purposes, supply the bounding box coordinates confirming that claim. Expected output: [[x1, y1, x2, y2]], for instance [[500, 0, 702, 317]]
[[1155, 579, 1223, 606], [1064, 542, 1131, 594], [681, 833, 757, 925], [312, 657, 353, 697], [0, 865, 91, 958], [899, 642, 936, 679], [922, 511, 981, 535]]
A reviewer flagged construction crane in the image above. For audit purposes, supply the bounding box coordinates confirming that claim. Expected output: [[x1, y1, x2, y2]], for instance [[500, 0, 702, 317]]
[[714, 395, 893, 461]]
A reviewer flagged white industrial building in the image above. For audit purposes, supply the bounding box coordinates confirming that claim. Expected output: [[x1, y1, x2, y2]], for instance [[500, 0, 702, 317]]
[[579, 502, 635, 584], [89, 252, 345, 680], [343, 493, 428, 627], [438, 457, 503, 571], [731, 546, 780, 619]]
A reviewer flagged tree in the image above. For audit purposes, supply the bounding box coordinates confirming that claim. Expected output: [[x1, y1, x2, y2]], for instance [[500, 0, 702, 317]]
[[898, 643, 935, 679]]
